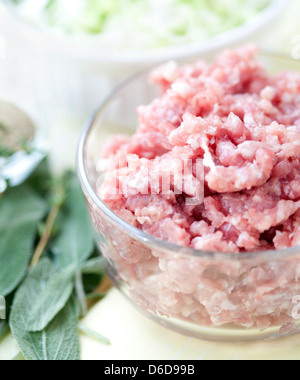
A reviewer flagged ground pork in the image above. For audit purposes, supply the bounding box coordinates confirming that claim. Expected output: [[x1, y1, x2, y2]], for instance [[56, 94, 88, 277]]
[[95, 46, 300, 332]]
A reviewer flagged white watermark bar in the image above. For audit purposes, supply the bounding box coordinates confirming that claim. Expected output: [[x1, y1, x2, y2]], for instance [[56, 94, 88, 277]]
[[0, 296, 6, 320]]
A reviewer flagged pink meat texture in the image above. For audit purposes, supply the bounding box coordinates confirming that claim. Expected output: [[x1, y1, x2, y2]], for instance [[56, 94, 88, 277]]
[[96, 46, 300, 330]]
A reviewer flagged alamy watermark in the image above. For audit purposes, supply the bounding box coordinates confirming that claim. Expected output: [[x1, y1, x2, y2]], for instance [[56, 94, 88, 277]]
[[0, 296, 6, 320], [97, 152, 205, 206]]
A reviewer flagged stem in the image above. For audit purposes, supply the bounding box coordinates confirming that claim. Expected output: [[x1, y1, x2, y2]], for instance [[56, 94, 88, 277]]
[[85, 292, 107, 301], [97, 276, 112, 294], [30, 186, 65, 268], [75, 270, 87, 317], [78, 323, 110, 346]]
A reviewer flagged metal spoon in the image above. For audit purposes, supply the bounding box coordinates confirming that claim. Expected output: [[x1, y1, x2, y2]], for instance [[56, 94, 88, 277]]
[[0, 100, 45, 193]]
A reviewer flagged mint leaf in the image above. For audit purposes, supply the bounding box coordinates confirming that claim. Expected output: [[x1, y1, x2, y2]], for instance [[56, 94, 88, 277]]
[[52, 177, 94, 269], [10, 259, 80, 360], [0, 186, 47, 296]]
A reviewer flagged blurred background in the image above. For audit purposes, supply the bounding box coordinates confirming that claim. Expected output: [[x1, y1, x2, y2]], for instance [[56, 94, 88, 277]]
[[0, 0, 298, 171]]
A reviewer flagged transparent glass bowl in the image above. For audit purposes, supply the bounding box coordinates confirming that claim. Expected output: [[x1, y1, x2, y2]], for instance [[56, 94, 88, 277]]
[[77, 53, 300, 342]]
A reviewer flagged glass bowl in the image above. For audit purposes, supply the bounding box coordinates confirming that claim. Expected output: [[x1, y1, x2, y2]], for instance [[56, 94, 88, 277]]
[[77, 52, 300, 342]]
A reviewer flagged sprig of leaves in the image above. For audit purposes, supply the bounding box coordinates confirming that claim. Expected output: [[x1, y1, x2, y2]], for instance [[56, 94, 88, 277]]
[[10, 259, 80, 361], [0, 159, 109, 360], [0, 186, 47, 296]]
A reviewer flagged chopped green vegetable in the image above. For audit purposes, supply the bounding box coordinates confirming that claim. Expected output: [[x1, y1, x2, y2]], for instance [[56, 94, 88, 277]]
[[11, 0, 271, 50]]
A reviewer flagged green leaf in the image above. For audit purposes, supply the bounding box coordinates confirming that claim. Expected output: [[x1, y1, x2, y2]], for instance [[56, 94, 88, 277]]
[[81, 257, 106, 275], [52, 177, 94, 269], [9, 257, 74, 333], [10, 259, 80, 360], [0, 320, 9, 342], [12, 301, 80, 361], [0, 186, 47, 296], [25, 268, 75, 332]]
